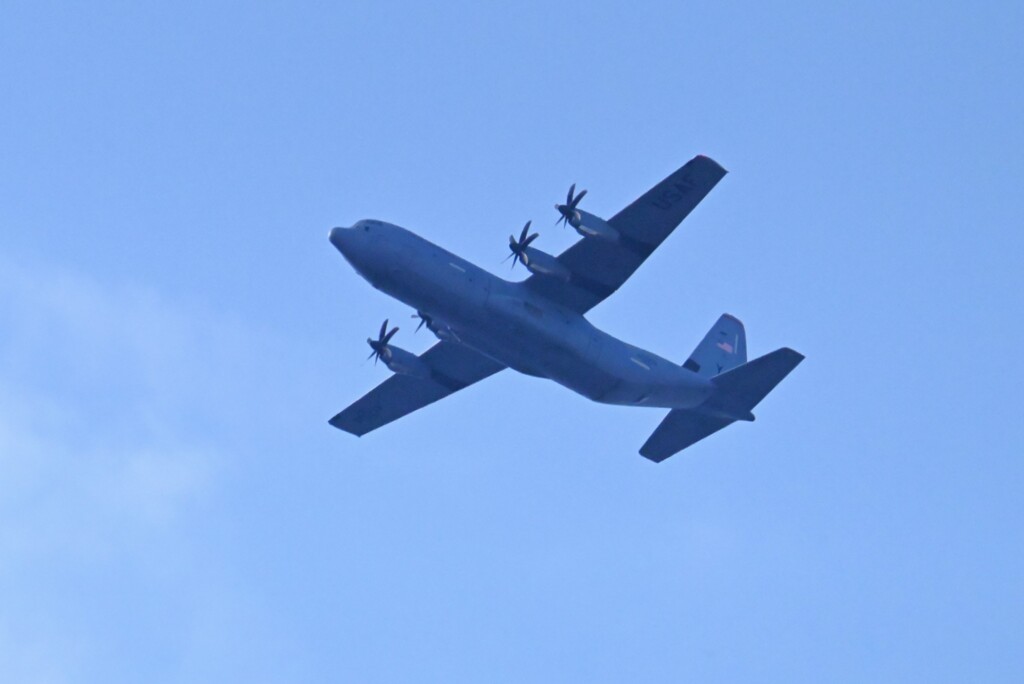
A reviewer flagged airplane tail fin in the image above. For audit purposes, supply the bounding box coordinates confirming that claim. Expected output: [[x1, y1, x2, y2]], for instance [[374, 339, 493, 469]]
[[683, 314, 747, 378], [640, 347, 804, 463]]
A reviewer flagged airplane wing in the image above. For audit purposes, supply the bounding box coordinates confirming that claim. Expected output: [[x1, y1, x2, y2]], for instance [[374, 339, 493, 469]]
[[329, 341, 505, 436], [525, 155, 728, 314]]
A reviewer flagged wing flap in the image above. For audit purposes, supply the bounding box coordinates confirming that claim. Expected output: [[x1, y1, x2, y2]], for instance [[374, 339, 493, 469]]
[[329, 341, 505, 436]]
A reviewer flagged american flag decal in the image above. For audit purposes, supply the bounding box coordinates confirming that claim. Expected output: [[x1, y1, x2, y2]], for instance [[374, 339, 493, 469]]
[[717, 340, 735, 354]]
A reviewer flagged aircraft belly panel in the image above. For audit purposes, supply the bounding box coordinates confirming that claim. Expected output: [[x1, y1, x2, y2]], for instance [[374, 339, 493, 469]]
[[386, 247, 491, 327], [472, 294, 614, 398]]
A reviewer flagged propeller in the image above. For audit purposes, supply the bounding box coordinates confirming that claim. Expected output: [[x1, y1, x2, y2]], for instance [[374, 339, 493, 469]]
[[366, 318, 399, 364], [411, 311, 431, 333], [555, 183, 588, 227], [504, 221, 539, 269]]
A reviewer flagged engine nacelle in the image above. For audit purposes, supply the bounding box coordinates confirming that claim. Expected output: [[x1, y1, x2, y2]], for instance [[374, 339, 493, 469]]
[[381, 345, 431, 379], [424, 317, 460, 342], [521, 247, 570, 281], [570, 209, 619, 242]]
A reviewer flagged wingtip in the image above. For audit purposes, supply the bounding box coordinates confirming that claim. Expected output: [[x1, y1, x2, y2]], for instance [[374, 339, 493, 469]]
[[780, 347, 806, 363], [638, 446, 669, 463], [328, 414, 364, 436], [693, 154, 728, 174]]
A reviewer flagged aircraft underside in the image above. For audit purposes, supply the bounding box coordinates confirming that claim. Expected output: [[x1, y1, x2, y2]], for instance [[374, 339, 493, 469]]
[[327, 155, 803, 461]]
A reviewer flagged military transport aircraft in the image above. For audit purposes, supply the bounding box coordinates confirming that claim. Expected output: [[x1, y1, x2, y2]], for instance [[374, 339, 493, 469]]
[[328, 155, 802, 461]]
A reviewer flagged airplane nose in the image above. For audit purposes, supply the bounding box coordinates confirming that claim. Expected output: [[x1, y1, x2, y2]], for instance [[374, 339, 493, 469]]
[[329, 226, 351, 253]]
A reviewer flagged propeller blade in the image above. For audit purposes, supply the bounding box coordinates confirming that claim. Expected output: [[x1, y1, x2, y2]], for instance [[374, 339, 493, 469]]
[[507, 221, 537, 268], [367, 319, 396, 365], [556, 184, 586, 226], [367, 339, 381, 364], [571, 188, 587, 208]]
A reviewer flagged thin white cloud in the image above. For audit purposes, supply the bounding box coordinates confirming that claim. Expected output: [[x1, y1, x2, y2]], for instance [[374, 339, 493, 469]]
[[0, 256, 258, 681], [0, 257, 236, 549]]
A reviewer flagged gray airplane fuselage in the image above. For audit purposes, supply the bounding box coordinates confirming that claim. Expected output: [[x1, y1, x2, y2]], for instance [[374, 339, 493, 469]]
[[331, 220, 712, 410]]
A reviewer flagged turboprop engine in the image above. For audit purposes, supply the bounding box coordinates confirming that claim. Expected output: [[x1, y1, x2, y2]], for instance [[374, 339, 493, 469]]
[[555, 184, 620, 242], [366, 320, 431, 379], [412, 311, 460, 342], [506, 221, 571, 282], [380, 345, 431, 379]]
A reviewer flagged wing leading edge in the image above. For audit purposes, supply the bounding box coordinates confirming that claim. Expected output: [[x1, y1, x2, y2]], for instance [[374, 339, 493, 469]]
[[329, 341, 505, 436], [526, 155, 727, 313]]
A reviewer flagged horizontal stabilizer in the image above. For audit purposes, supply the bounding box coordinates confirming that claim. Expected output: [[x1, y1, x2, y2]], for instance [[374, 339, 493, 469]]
[[640, 411, 734, 463], [639, 347, 804, 462], [708, 347, 804, 412]]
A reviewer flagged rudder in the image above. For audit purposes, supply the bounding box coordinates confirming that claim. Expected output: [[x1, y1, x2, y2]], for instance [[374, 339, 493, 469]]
[[683, 314, 747, 378]]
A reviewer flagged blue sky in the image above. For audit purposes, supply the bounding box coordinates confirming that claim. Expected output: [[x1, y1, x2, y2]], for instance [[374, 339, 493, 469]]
[[1, 1, 1022, 681]]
